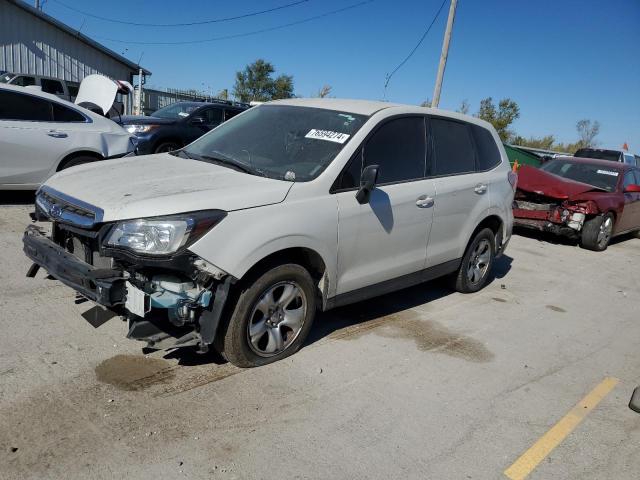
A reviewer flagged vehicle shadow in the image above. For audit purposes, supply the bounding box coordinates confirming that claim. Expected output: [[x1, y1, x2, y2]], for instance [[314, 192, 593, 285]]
[[307, 253, 513, 347], [161, 254, 513, 366], [0, 191, 35, 206], [610, 231, 639, 247]]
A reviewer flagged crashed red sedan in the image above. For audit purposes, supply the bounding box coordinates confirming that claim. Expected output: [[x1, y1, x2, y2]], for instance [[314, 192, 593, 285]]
[[513, 157, 640, 251]]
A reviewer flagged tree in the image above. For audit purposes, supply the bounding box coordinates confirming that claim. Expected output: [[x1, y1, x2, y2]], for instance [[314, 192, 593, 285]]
[[576, 119, 600, 148], [512, 135, 556, 150], [420, 99, 431, 107], [457, 99, 470, 115], [233, 59, 294, 102], [317, 85, 332, 98], [217, 88, 229, 100], [476, 97, 520, 142]]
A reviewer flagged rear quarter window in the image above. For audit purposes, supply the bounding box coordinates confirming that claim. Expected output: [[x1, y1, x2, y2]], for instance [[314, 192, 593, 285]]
[[52, 103, 86, 122], [471, 124, 501, 170]]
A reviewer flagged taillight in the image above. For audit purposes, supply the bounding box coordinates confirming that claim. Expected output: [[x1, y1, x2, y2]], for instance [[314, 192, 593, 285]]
[[508, 171, 518, 191]]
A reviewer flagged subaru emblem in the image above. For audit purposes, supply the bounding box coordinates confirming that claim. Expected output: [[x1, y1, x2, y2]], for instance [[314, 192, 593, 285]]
[[49, 204, 63, 219]]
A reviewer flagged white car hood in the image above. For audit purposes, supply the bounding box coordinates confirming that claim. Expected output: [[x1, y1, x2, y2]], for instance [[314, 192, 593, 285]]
[[43, 154, 294, 221]]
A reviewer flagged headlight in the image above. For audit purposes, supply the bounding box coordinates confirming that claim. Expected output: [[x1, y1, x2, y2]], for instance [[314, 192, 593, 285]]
[[124, 124, 156, 134], [105, 211, 226, 256]]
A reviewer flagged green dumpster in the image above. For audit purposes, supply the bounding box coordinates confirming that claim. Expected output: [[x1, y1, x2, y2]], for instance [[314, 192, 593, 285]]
[[503, 144, 542, 168]]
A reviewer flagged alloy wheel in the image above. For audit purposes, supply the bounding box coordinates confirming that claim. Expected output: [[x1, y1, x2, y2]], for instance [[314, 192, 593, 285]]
[[466, 239, 491, 285], [247, 281, 307, 357]]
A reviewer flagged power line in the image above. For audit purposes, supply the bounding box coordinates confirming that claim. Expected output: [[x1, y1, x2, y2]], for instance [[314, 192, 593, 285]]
[[384, 0, 447, 91], [51, 0, 311, 27], [94, 1, 373, 46]]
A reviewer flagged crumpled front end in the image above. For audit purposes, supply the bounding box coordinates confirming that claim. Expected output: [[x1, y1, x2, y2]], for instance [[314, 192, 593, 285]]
[[513, 190, 599, 237], [24, 187, 234, 352]]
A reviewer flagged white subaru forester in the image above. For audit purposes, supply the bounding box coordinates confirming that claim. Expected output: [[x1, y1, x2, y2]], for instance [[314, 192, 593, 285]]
[[24, 98, 515, 367]]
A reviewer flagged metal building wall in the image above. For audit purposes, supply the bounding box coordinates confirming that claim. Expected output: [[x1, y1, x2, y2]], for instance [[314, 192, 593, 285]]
[[0, 0, 133, 83]]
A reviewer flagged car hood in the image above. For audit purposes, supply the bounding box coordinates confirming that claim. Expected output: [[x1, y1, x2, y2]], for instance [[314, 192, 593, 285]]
[[516, 165, 607, 200], [43, 154, 294, 221], [118, 115, 176, 126]]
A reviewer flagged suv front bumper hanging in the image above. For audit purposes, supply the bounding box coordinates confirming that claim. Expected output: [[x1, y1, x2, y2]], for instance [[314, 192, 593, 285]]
[[23, 225, 126, 307]]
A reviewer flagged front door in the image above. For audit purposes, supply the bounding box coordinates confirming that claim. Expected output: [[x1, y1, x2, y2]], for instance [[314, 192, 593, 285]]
[[617, 169, 640, 233], [335, 116, 435, 295]]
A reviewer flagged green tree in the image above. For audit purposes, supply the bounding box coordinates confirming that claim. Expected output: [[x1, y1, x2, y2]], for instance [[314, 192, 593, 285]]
[[233, 59, 294, 102], [512, 135, 556, 150], [476, 97, 520, 142], [419, 99, 431, 107]]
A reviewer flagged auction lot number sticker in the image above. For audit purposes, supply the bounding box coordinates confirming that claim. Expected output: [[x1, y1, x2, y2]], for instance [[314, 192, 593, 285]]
[[305, 129, 350, 144]]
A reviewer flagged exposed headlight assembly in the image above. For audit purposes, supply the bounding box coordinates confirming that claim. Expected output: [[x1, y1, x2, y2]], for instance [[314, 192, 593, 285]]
[[124, 124, 156, 134], [105, 211, 226, 256]]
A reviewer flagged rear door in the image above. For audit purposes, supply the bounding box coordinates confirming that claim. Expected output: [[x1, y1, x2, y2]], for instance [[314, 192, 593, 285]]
[[335, 116, 435, 295], [425, 117, 493, 268], [0, 90, 78, 186]]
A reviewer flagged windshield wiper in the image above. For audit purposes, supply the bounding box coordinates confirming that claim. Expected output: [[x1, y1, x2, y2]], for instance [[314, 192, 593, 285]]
[[199, 152, 266, 177]]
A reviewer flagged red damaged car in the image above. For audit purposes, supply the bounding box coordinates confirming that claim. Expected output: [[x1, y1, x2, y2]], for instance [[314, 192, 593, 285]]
[[513, 157, 640, 251]]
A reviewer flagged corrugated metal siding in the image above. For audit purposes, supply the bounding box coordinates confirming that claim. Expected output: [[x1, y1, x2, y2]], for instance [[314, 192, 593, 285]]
[[0, 0, 134, 83]]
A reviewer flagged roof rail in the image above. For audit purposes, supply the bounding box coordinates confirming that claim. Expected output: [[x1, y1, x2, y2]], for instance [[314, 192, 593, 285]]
[[206, 98, 251, 108]]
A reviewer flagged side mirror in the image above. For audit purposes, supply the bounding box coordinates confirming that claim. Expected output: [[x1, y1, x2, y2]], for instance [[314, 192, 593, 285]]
[[190, 116, 205, 125], [624, 184, 640, 193], [356, 165, 379, 205]]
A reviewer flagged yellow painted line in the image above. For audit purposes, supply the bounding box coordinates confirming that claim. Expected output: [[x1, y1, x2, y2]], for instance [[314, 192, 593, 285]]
[[504, 377, 619, 480]]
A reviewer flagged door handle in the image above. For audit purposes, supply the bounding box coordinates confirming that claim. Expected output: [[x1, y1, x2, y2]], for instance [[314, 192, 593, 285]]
[[47, 131, 68, 138], [474, 183, 488, 194], [416, 195, 434, 208]]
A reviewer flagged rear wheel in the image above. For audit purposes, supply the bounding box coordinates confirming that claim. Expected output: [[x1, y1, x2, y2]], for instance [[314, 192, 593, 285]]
[[581, 213, 614, 251], [452, 228, 495, 293], [219, 264, 317, 368], [58, 155, 95, 171], [154, 141, 180, 153]]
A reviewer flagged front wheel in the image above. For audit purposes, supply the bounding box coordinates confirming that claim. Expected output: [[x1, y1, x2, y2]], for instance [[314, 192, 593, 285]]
[[581, 213, 614, 251], [451, 228, 495, 293], [219, 264, 317, 368]]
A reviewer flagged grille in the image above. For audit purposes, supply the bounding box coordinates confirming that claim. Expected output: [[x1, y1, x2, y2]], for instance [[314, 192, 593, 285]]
[[36, 186, 103, 228]]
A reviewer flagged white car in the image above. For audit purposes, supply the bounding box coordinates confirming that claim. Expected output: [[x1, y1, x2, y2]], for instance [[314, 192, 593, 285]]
[[24, 98, 515, 367], [0, 83, 136, 189]]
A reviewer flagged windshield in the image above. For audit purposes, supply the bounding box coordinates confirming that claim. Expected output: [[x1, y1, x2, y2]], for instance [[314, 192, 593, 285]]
[[152, 102, 201, 119], [183, 105, 368, 181], [541, 159, 620, 192], [0, 73, 13, 83], [574, 148, 621, 162]]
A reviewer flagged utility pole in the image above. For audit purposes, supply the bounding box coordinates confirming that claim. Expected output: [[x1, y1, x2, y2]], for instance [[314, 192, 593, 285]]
[[137, 68, 143, 115], [431, 0, 458, 108]]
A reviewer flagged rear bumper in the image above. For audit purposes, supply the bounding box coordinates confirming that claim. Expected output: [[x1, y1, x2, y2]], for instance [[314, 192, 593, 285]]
[[23, 225, 126, 307]]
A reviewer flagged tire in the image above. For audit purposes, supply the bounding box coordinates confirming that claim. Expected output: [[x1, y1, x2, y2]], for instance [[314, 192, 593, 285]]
[[580, 213, 614, 251], [154, 141, 180, 154], [219, 264, 317, 368], [58, 155, 94, 171], [451, 228, 495, 293]]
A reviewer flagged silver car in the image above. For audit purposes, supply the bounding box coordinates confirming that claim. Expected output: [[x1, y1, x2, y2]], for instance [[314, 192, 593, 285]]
[[0, 83, 135, 189], [24, 98, 515, 367]]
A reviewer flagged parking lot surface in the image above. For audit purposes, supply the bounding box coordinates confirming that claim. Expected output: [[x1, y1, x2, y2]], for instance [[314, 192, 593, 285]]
[[1, 196, 639, 480]]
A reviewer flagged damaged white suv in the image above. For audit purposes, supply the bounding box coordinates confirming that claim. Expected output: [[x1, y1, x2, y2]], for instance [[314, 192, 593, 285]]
[[24, 99, 515, 367]]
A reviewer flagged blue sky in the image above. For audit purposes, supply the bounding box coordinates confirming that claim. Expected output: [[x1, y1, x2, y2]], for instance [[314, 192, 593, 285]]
[[42, 0, 640, 150]]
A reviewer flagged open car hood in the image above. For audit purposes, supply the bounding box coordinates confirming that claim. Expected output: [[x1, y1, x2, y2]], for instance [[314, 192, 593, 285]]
[[43, 153, 293, 222], [75, 74, 132, 116], [517, 165, 607, 200]]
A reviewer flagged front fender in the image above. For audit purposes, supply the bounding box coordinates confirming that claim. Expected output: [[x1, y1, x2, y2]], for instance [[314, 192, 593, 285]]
[[188, 195, 339, 297]]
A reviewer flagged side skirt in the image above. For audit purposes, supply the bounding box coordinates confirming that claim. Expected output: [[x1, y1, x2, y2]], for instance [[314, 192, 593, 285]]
[[324, 258, 461, 311]]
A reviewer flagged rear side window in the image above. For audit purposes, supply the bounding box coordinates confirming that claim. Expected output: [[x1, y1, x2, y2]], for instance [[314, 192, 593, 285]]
[[67, 83, 80, 98], [52, 103, 85, 122], [471, 124, 501, 170], [224, 109, 241, 121], [431, 118, 476, 176], [11, 75, 36, 86], [41, 79, 64, 95], [0, 91, 53, 121], [203, 108, 223, 126], [363, 117, 426, 184]]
